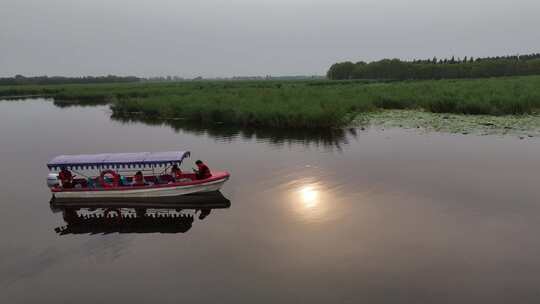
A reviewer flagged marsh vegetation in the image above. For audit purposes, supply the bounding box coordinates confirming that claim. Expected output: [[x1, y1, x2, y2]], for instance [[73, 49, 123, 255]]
[[1, 76, 540, 128]]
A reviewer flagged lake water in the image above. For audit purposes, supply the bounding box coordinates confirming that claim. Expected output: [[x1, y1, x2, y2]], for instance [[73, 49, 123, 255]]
[[1, 99, 539, 303]]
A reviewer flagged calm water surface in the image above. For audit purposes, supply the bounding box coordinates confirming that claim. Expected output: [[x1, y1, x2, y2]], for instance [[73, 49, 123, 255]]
[[1, 99, 539, 303]]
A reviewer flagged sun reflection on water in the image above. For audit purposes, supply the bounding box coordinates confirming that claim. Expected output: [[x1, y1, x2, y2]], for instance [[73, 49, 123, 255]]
[[290, 180, 330, 222], [299, 185, 319, 209]]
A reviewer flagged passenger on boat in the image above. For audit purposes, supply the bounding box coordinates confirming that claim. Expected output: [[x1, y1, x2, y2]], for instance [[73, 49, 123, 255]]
[[119, 175, 129, 186], [132, 171, 145, 186], [194, 160, 211, 180], [171, 164, 182, 180], [87, 177, 96, 188], [58, 167, 73, 188]]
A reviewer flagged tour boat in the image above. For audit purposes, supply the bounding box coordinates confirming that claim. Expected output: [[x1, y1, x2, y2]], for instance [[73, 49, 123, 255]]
[[46, 151, 230, 199]]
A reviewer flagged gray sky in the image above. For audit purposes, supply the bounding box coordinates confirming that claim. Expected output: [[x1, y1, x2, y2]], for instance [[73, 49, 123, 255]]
[[1, 0, 539, 77]]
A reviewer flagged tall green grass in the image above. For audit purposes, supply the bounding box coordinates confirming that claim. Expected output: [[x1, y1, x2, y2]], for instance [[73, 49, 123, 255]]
[[111, 86, 367, 128], [2, 76, 540, 128]]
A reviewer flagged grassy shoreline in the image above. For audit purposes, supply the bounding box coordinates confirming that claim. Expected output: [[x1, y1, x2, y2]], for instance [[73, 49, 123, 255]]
[[1, 76, 540, 128]]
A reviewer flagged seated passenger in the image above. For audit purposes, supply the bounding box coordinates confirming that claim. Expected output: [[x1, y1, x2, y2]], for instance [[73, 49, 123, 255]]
[[171, 164, 182, 180], [132, 171, 145, 186], [58, 167, 74, 188], [87, 177, 96, 189], [119, 175, 128, 186], [194, 160, 211, 180]]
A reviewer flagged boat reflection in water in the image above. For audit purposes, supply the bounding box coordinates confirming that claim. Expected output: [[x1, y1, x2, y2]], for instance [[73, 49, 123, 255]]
[[50, 191, 231, 235]]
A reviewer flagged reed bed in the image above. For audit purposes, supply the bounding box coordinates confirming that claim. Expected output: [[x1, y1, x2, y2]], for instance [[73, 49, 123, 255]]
[[2, 76, 539, 128]]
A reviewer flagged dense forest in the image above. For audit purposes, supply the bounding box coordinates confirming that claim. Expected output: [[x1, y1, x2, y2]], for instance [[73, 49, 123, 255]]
[[0, 75, 140, 85], [327, 53, 540, 80]]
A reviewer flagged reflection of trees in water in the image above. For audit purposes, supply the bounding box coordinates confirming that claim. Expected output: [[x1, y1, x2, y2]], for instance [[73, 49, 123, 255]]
[[111, 114, 358, 149], [53, 98, 109, 108], [50, 100, 359, 148]]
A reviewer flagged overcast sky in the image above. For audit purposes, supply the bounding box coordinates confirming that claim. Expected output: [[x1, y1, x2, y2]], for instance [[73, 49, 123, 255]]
[[1, 0, 539, 77]]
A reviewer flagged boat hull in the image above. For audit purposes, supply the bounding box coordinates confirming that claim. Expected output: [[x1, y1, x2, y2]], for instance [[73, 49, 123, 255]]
[[52, 173, 229, 199]]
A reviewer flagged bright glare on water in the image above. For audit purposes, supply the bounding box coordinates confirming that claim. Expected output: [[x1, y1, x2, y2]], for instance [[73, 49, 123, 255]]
[[299, 185, 318, 208]]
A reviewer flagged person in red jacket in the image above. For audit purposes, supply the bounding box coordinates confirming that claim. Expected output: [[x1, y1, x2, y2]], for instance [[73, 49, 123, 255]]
[[171, 164, 182, 180], [194, 160, 211, 180], [132, 171, 145, 186], [58, 167, 73, 188]]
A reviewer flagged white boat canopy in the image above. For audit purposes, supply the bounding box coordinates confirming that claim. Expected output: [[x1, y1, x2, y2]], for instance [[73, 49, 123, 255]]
[[47, 151, 191, 170]]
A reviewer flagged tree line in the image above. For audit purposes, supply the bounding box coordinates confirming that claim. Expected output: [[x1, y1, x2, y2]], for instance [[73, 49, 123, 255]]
[[0, 75, 141, 86], [327, 53, 540, 80]]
